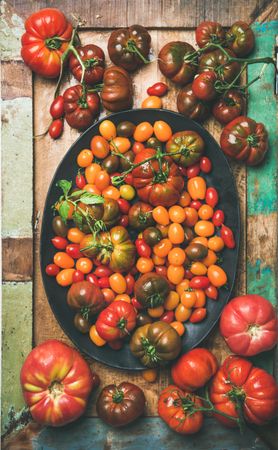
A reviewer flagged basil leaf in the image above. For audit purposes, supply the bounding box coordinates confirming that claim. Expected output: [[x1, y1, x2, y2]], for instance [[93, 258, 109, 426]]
[[59, 201, 70, 223], [79, 193, 104, 205], [69, 189, 84, 198], [72, 211, 83, 229], [56, 180, 72, 197]]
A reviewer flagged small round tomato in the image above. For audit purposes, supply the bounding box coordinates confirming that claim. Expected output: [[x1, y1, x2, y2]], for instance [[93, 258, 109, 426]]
[[156, 224, 169, 238], [153, 121, 172, 142], [202, 249, 217, 267], [56, 268, 75, 286], [191, 236, 208, 247], [190, 262, 207, 276], [136, 257, 154, 273], [50, 95, 64, 119], [102, 288, 116, 303], [110, 136, 131, 154], [83, 184, 101, 195], [76, 257, 93, 274], [208, 236, 224, 252], [142, 368, 158, 382], [181, 290, 197, 308], [200, 157, 212, 173], [167, 265, 185, 285], [90, 135, 110, 159], [170, 321, 185, 336], [160, 310, 175, 324], [192, 71, 218, 101], [198, 204, 214, 220], [133, 122, 153, 142], [141, 96, 162, 108], [152, 206, 170, 226], [85, 163, 102, 184], [190, 200, 202, 211], [190, 307, 206, 323], [194, 289, 206, 308], [102, 186, 120, 200], [176, 280, 190, 297], [119, 215, 129, 227], [125, 273, 135, 295], [117, 198, 130, 214], [66, 243, 83, 259], [186, 163, 200, 179], [67, 228, 85, 244], [51, 236, 68, 250], [77, 149, 94, 168], [148, 305, 164, 318], [132, 141, 145, 154], [194, 220, 215, 237], [184, 207, 199, 227], [207, 265, 227, 287], [212, 210, 225, 227], [116, 121, 136, 138], [168, 223, 185, 244], [98, 276, 110, 288], [205, 285, 218, 300], [187, 177, 206, 200], [143, 227, 162, 247], [175, 304, 191, 322], [168, 205, 186, 223], [45, 263, 60, 276], [168, 248, 186, 266], [89, 325, 106, 346], [205, 187, 219, 208], [94, 265, 113, 277], [109, 273, 127, 294], [76, 172, 86, 189], [72, 269, 85, 283], [120, 184, 136, 201], [99, 120, 117, 140], [164, 291, 180, 310], [179, 191, 191, 207], [53, 252, 74, 269], [153, 238, 172, 258], [95, 170, 110, 191], [49, 119, 63, 139]]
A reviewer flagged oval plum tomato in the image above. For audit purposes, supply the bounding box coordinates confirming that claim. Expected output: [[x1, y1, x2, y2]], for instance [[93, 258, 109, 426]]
[[187, 177, 206, 200], [212, 209, 225, 227], [96, 301, 137, 341], [186, 163, 200, 178], [49, 119, 63, 139], [189, 276, 210, 290], [212, 90, 244, 124], [133, 122, 153, 142], [160, 311, 175, 324], [75, 172, 86, 189], [94, 265, 113, 278], [66, 244, 83, 259], [141, 96, 162, 108], [117, 198, 130, 214], [147, 82, 168, 97], [195, 21, 225, 48], [205, 284, 218, 300], [99, 120, 117, 140], [199, 156, 212, 173], [153, 121, 172, 142], [190, 308, 207, 323], [172, 348, 218, 391], [125, 274, 135, 295], [45, 263, 60, 276], [77, 149, 94, 168], [220, 295, 278, 356], [135, 239, 152, 258], [102, 288, 115, 304], [205, 187, 218, 207], [158, 385, 204, 434], [86, 273, 99, 286], [207, 265, 227, 287], [190, 200, 202, 211], [109, 273, 127, 294], [132, 141, 145, 155], [95, 171, 110, 191], [51, 236, 68, 250], [72, 270, 85, 283], [220, 224, 236, 248], [54, 252, 74, 269], [50, 96, 64, 119], [56, 268, 75, 286], [116, 121, 136, 138], [192, 71, 218, 101], [20, 339, 95, 426], [90, 135, 110, 159]]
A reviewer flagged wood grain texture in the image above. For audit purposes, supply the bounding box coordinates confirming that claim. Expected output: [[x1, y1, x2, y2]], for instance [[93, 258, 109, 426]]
[[2, 238, 33, 281]]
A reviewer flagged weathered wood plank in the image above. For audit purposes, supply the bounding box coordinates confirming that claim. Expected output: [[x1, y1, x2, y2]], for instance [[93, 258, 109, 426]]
[[2, 238, 33, 281]]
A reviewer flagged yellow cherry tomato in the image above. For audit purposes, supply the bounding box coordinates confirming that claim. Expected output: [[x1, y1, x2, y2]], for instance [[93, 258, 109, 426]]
[[168, 205, 186, 223], [194, 289, 206, 308], [85, 163, 101, 184], [99, 120, 117, 140], [208, 236, 225, 252], [153, 238, 172, 258], [207, 265, 227, 287], [109, 273, 127, 294], [194, 220, 215, 237], [202, 249, 217, 267], [67, 228, 85, 244], [167, 265, 185, 285], [152, 206, 170, 225], [198, 204, 214, 220], [76, 257, 93, 274], [136, 257, 154, 273], [179, 191, 191, 207], [181, 290, 197, 308], [110, 136, 131, 154], [168, 223, 185, 244], [164, 291, 180, 310], [184, 207, 199, 227], [119, 184, 136, 201], [77, 149, 93, 168], [56, 268, 75, 286], [83, 184, 101, 195], [170, 321, 185, 336], [141, 96, 162, 109], [168, 248, 186, 266], [148, 305, 164, 318], [53, 252, 74, 269], [153, 120, 172, 142], [152, 254, 166, 266], [175, 304, 192, 322], [142, 369, 158, 382], [133, 122, 154, 142], [187, 177, 207, 200], [102, 186, 120, 200], [176, 279, 190, 297], [89, 325, 106, 346], [190, 262, 207, 276]]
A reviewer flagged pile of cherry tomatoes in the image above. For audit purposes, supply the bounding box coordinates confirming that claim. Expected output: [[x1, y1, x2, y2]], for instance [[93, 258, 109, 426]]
[[46, 116, 236, 353]]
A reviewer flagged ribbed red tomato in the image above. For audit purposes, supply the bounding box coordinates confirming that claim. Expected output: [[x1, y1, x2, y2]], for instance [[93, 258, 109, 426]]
[[20, 340, 96, 426], [220, 295, 278, 356], [95, 301, 137, 341]]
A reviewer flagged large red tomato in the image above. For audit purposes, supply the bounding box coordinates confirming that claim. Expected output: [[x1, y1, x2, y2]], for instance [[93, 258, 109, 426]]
[[95, 301, 137, 341], [21, 8, 72, 78], [20, 340, 96, 426], [219, 295, 278, 356], [210, 355, 278, 427], [158, 385, 203, 434], [171, 348, 218, 391], [63, 85, 100, 130], [132, 148, 184, 207]]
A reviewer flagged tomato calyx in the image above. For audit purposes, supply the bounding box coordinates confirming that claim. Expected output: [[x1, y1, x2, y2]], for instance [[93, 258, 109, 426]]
[[112, 387, 124, 404], [81, 306, 91, 320], [117, 317, 128, 331], [84, 57, 100, 68], [141, 337, 161, 364], [126, 39, 150, 65], [148, 293, 164, 308], [45, 36, 64, 50], [247, 323, 261, 337], [48, 380, 64, 398], [246, 134, 259, 147]]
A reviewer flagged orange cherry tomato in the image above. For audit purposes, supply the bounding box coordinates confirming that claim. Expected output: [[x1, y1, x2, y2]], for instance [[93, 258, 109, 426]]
[[85, 163, 102, 184], [99, 120, 117, 140], [83, 184, 101, 195], [95, 170, 110, 191], [170, 321, 185, 336], [167, 265, 185, 285], [164, 291, 180, 310], [76, 257, 93, 274], [191, 236, 208, 247], [153, 121, 172, 142], [110, 137, 131, 154], [153, 238, 172, 258], [89, 325, 106, 346], [142, 369, 158, 382], [184, 207, 199, 227], [179, 191, 191, 207], [136, 257, 154, 273], [202, 249, 217, 267], [77, 149, 93, 168], [176, 279, 190, 297], [102, 288, 115, 303], [168, 205, 186, 223], [175, 304, 191, 322], [56, 268, 75, 286], [67, 227, 85, 244], [208, 236, 225, 252], [168, 248, 186, 266], [53, 252, 74, 269], [190, 262, 207, 276], [114, 294, 131, 303], [181, 290, 197, 308], [133, 122, 154, 142], [156, 224, 169, 238], [109, 273, 127, 294], [187, 177, 206, 200], [168, 223, 185, 244], [102, 185, 120, 200], [207, 265, 227, 287], [152, 254, 166, 266], [148, 305, 164, 318], [152, 206, 170, 225], [198, 204, 214, 220], [194, 220, 215, 237], [194, 289, 206, 308], [90, 135, 110, 159], [141, 96, 162, 109], [190, 307, 207, 323]]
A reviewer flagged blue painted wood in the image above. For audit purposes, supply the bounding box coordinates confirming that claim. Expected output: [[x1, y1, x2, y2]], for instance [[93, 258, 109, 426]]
[[32, 417, 269, 450]]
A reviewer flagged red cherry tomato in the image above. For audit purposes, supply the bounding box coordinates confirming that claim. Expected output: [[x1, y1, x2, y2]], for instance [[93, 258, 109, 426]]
[[190, 307, 207, 323], [86, 273, 99, 286], [184, 268, 194, 280], [205, 187, 219, 208], [126, 274, 135, 295], [205, 285, 219, 300], [50, 95, 65, 119], [51, 236, 68, 250], [119, 215, 129, 227], [155, 266, 168, 277], [212, 210, 225, 227], [45, 263, 60, 276], [220, 224, 236, 249], [131, 297, 144, 310], [189, 276, 210, 290], [147, 82, 168, 97], [200, 157, 212, 173], [187, 163, 200, 178], [124, 173, 133, 185], [66, 244, 83, 259], [132, 142, 145, 155], [135, 238, 152, 258], [94, 265, 113, 277], [117, 198, 130, 214], [190, 200, 202, 211], [160, 311, 175, 323], [75, 172, 86, 189], [98, 276, 110, 288], [72, 269, 85, 283], [49, 119, 63, 139]]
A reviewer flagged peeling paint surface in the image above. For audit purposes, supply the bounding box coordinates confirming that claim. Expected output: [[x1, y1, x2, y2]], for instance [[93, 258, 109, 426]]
[[0, 1, 24, 60]]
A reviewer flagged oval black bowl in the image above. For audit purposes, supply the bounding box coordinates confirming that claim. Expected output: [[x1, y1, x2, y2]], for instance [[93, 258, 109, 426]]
[[40, 108, 240, 370]]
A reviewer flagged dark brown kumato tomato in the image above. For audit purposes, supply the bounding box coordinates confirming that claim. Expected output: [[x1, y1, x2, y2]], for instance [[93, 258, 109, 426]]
[[198, 48, 240, 83], [69, 44, 105, 85], [63, 85, 100, 130], [101, 66, 133, 112], [177, 84, 210, 122], [226, 21, 255, 57], [212, 90, 244, 124], [128, 202, 154, 231], [134, 273, 170, 308], [67, 281, 105, 315], [158, 41, 197, 85], [166, 130, 204, 167], [195, 21, 225, 48]]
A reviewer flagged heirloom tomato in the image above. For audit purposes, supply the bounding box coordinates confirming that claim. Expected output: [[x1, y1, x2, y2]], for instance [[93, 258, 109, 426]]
[[134, 273, 170, 308], [195, 21, 225, 48], [67, 281, 104, 315], [20, 340, 96, 426], [192, 71, 218, 101], [177, 84, 210, 122], [128, 201, 154, 230], [220, 295, 278, 356], [198, 48, 241, 83], [166, 130, 204, 167], [69, 44, 105, 85], [96, 300, 137, 341], [158, 41, 197, 85], [226, 21, 255, 57], [101, 66, 133, 112], [63, 85, 100, 130], [212, 90, 244, 124]]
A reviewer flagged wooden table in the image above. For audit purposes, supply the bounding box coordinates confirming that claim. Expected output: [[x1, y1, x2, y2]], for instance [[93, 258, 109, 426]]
[[2, 1, 278, 448]]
